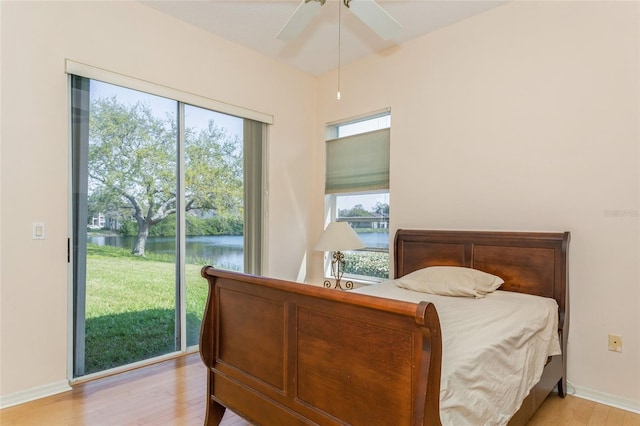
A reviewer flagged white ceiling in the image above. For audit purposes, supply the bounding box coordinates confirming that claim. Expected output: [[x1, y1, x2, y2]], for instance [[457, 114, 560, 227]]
[[142, 1, 506, 76]]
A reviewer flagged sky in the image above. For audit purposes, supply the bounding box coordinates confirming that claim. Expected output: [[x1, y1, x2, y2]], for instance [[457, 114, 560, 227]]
[[90, 80, 244, 138]]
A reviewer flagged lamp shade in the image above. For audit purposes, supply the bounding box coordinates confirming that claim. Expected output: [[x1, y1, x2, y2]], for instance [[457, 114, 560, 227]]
[[314, 222, 366, 252]]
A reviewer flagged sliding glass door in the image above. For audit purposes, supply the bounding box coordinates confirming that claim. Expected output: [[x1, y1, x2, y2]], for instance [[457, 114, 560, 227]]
[[71, 75, 263, 377], [182, 104, 245, 346]]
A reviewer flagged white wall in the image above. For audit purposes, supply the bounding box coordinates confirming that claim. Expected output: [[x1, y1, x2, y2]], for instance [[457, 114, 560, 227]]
[[0, 1, 316, 401], [314, 0, 640, 411], [2, 0, 639, 414]]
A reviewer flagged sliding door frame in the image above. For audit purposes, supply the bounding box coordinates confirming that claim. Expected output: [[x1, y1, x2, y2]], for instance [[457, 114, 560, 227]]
[[67, 61, 271, 381]]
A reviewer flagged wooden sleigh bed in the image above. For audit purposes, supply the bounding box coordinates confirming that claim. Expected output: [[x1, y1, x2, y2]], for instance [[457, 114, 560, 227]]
[[199, 229, 570, 425]]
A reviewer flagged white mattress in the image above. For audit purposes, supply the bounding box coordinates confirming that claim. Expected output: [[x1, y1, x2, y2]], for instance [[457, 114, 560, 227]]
[[352, 281, 561, 426]]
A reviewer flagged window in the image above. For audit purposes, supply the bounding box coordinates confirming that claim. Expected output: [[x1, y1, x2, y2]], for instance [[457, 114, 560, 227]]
[[324, 111, 390, 282], [69, 62, 269, 378]]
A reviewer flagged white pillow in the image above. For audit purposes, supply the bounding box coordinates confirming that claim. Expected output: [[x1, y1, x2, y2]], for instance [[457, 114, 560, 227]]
[[395, 266, 504, 298]]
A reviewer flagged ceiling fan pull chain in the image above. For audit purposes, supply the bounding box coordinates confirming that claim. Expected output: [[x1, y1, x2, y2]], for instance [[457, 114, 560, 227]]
[[337, 0, 342, 100]]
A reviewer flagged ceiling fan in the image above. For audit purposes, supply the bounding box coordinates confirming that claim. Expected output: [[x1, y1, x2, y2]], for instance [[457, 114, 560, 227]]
[[277, 0, 403, 41]]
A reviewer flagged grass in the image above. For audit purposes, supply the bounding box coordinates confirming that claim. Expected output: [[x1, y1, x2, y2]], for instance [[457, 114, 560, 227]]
[[82, 239, 389, 374], [84, 244, 209, 374]]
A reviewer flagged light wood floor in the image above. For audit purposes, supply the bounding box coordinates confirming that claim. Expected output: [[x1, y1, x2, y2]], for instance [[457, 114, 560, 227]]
[[1, 353, 639, 425]]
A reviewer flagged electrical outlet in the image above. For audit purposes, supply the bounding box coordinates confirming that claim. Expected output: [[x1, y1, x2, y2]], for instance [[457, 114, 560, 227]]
[[608, 334, 622, 353]]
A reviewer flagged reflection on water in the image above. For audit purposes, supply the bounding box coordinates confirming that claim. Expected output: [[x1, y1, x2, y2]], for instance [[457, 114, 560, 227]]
[[358, 232, 389, 249], [88, 234, 244, 271], [88, 232, 389, 271]]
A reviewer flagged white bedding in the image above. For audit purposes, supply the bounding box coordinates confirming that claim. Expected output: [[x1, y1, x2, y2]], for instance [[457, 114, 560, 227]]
[[352, 281, 561, 426]]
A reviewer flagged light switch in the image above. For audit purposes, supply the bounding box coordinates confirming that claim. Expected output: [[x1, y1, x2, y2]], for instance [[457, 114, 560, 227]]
[[32, 222, 45, 240]]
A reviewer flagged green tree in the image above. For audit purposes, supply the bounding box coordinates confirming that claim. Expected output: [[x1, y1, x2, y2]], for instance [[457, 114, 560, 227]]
[[372, 202, 389, 217], [184, 121, 243, 220], [338, 204, 373, 218], [88, 97, 242, 256]]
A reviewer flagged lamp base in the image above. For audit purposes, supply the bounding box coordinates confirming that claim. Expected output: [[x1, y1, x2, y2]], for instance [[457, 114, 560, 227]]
[[323, 278, 353, 291], [323, 250, 354, 290]]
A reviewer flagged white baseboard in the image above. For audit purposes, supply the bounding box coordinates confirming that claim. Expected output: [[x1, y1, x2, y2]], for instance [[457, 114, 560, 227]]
[[1, 379, 636, 415], [0, 380, 71, 409], [569, 382, 640, 414]]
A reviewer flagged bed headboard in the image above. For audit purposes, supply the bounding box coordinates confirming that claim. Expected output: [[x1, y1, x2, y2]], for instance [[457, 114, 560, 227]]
[[394, 229, 570, 330]]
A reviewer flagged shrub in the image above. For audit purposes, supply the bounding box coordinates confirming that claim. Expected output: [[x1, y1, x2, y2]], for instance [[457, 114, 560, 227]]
[[118, 215, 244, 237], [343, 251, 389, 279]]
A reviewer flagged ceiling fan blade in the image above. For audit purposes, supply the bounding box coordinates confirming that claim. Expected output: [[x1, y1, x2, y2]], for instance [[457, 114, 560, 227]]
[[277, 0, 323, 41], [346, 0, 403, 40]]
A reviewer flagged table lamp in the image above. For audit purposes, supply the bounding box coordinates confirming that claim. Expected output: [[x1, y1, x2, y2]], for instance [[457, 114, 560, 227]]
[[315, 221, 366, 290]]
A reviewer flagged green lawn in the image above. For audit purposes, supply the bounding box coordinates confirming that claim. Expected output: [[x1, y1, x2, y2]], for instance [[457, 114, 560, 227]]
[[84, 245, 208, 374], [82, 242, 389, 374]]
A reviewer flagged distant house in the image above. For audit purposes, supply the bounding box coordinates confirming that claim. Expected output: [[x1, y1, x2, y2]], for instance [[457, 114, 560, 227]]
[[88, 213, 122, 231], [88, 213, 105, 229], [341, 216, 389, 230]]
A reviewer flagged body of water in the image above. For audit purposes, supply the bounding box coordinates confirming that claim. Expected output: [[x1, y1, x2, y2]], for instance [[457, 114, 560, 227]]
[[88, 232, 389, 271]]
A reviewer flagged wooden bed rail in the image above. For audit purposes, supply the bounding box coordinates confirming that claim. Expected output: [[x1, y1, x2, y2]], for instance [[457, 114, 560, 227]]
[[199, 267, 443, 426]]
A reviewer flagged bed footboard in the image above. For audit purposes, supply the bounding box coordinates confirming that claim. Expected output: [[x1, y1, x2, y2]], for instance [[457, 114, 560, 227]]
[[199, 267, 443, 426]]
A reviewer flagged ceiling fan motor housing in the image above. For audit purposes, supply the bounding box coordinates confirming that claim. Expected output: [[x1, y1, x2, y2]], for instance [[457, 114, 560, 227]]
[[280, 0, 402, 42]]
